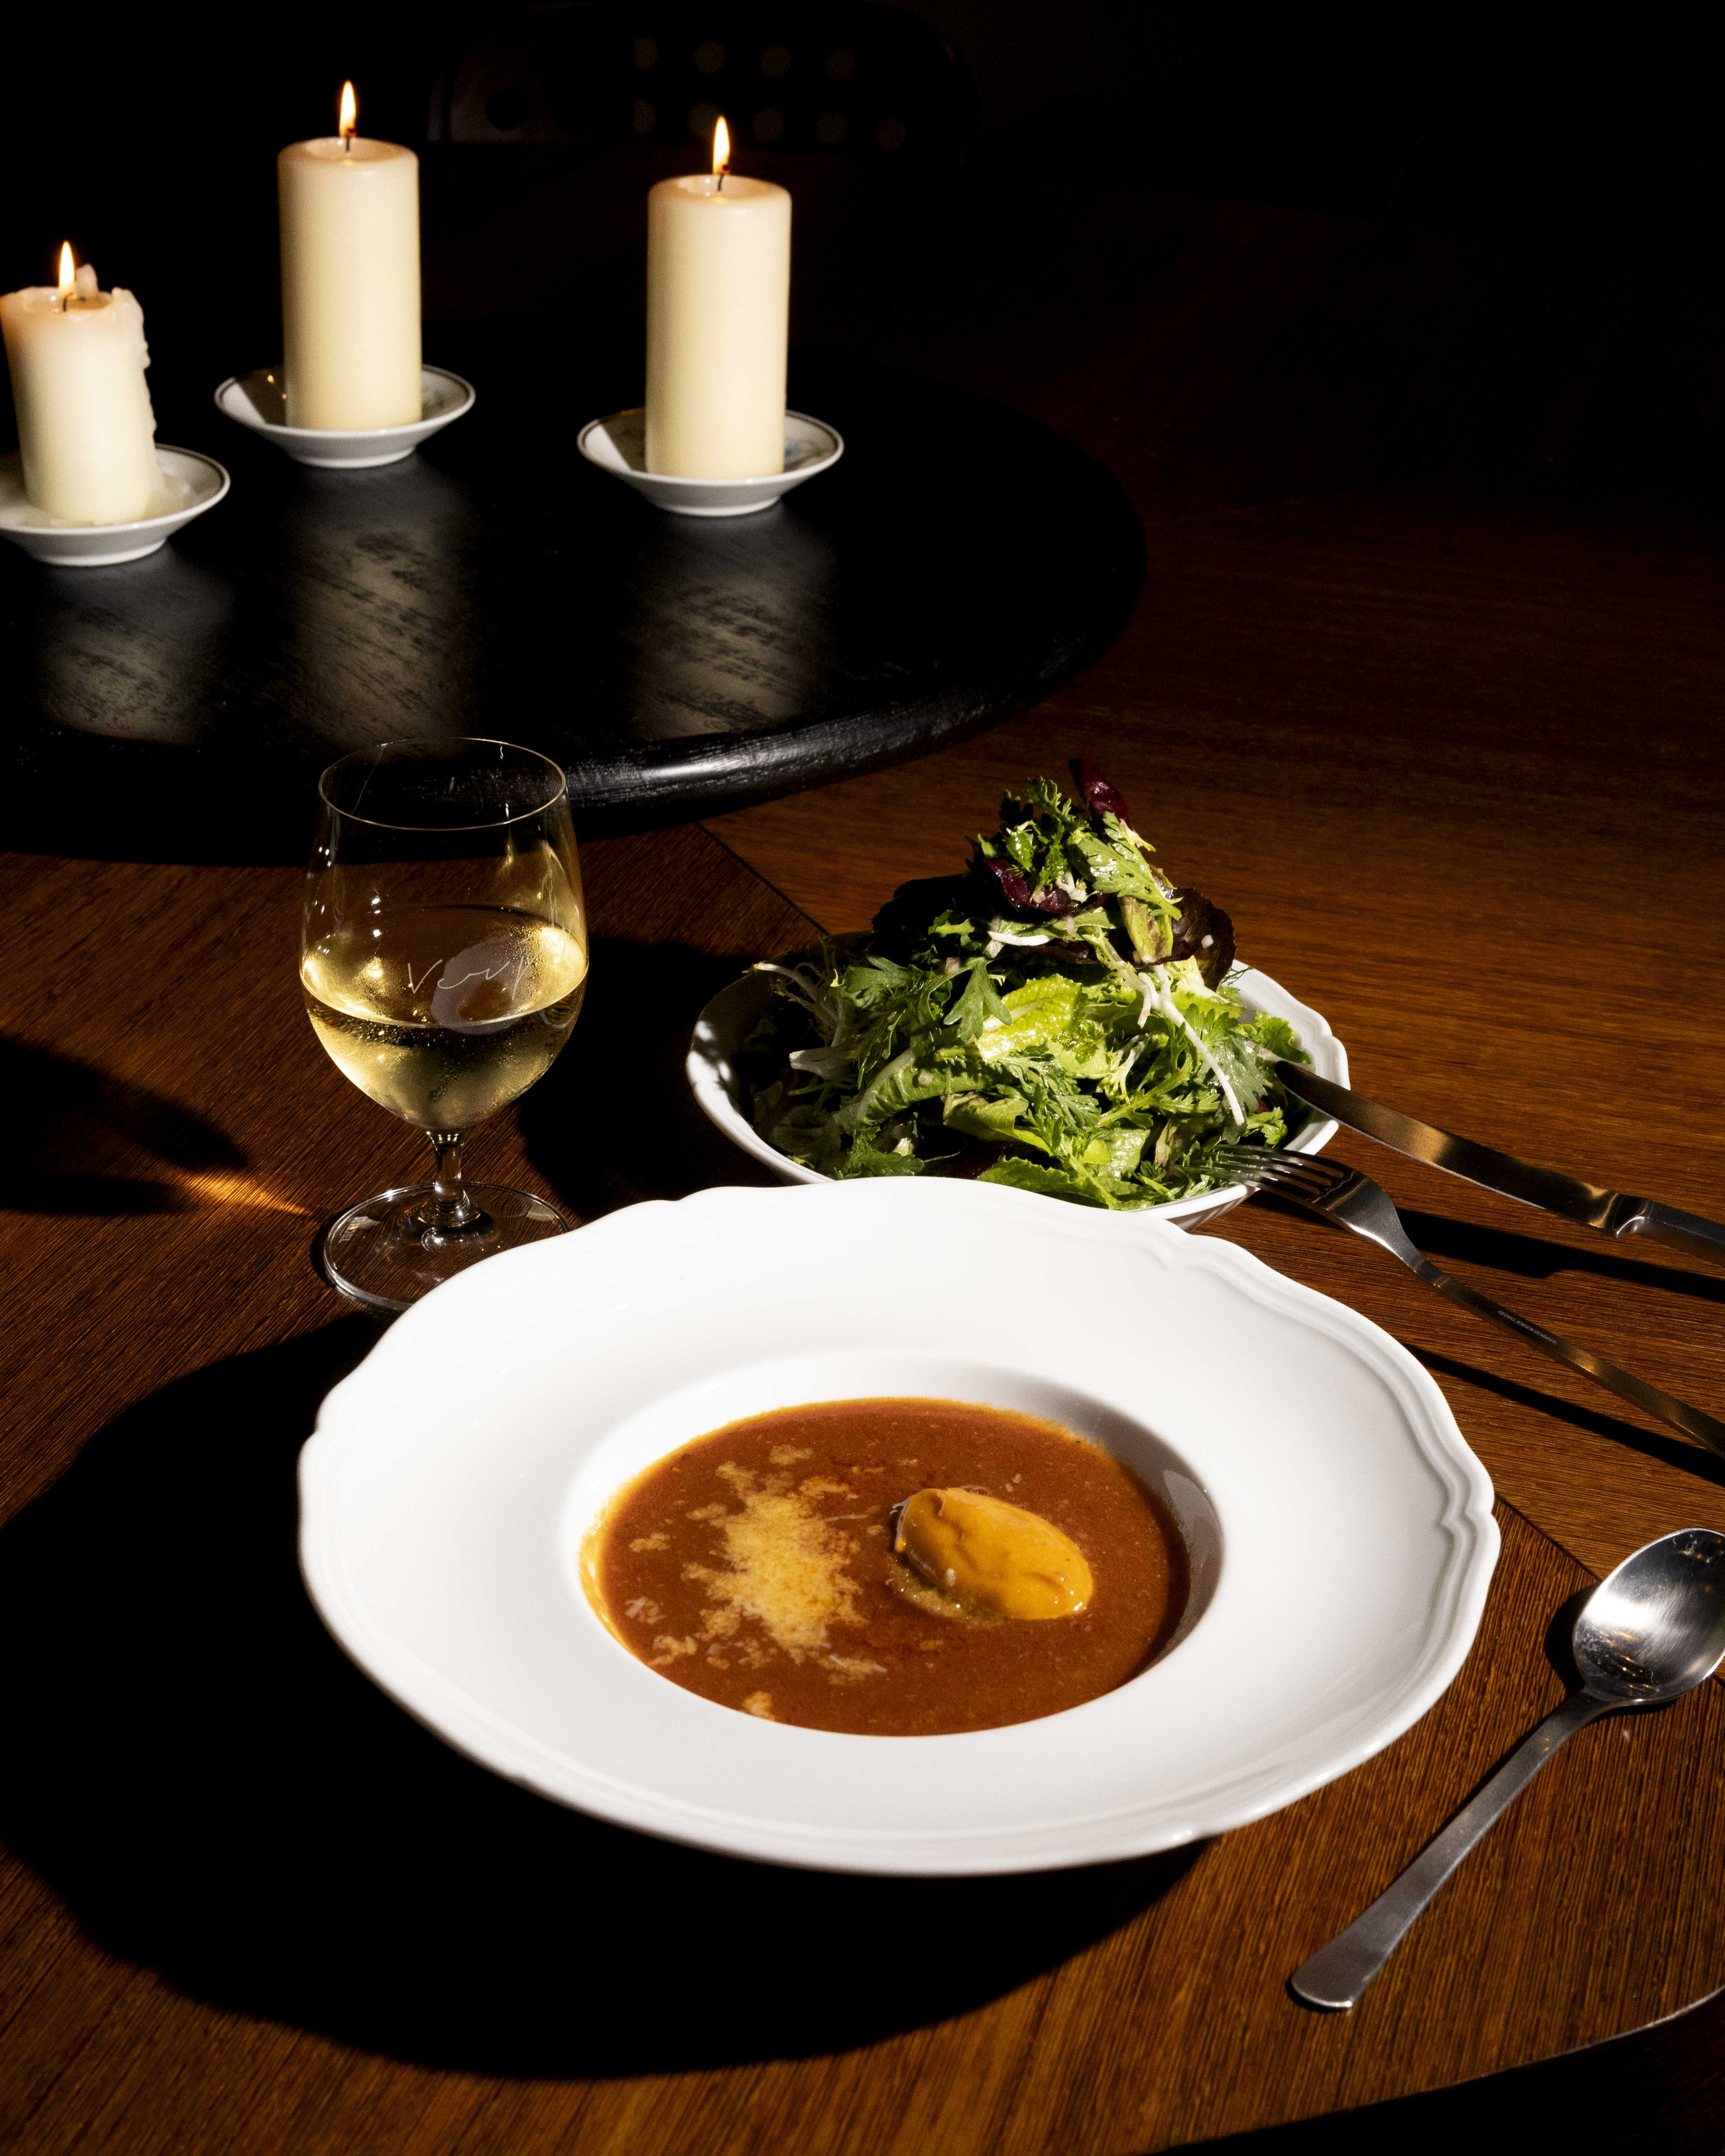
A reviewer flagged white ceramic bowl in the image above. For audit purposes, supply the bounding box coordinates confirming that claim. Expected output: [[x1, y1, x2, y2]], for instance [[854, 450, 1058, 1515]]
[[689, 959, 1348, 1232], [213, 365, 476, 469], [576, 407, 843, 517], [300, 1177, 1497, 1876], [0, 447, 229, 567]]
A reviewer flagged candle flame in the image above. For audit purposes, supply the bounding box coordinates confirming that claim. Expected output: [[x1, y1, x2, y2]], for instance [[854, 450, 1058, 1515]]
[[58, 242, 75, 294], [339, 80, 358, 139], [712, 115, 730, 176]]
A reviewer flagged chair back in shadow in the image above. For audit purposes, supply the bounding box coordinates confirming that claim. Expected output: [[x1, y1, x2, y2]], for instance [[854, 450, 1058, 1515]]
[[428, 2, 976, 167]]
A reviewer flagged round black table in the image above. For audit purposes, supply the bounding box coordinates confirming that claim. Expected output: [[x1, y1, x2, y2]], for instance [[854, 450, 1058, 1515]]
[[0, 347, 1143, 859]]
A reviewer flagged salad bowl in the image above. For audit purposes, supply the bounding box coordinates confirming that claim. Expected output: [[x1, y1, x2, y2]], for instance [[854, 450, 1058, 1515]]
[[689, 959, 1349, 1232], [300, 1176, 1496, 1874]]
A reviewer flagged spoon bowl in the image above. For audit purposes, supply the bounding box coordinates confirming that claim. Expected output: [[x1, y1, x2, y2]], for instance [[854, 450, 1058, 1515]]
[[1573, 1526, 1725, 1705]]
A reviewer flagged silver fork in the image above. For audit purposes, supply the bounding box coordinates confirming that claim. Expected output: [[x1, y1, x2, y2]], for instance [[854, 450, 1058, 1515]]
[[1214, 1144, 1725, 1462]]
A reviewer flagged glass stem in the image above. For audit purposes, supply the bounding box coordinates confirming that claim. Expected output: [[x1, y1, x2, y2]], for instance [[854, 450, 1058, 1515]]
[[423, 1129, 480, 1235]]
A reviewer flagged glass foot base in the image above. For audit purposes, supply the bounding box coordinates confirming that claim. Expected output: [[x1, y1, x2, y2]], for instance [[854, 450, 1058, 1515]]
[[319, 1181, 571, 1314]]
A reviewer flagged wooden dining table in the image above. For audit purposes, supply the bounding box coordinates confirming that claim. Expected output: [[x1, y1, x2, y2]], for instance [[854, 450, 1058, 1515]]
[[4, 185, 1725, 2152]]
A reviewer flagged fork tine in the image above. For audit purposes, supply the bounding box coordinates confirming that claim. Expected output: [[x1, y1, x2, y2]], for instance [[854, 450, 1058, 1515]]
[[1215, 1147, 1352, 1198], [1216, 1146, 1325, 1178]]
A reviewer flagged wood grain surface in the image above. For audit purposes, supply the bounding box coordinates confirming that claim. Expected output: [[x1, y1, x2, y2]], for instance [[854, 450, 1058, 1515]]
[[2, 819, 1723, 2155]]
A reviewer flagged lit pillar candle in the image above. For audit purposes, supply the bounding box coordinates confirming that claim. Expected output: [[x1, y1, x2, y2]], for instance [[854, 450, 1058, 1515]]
[[0, 247, 158, 523], [645, 119, 791, 479], [277, 81, 421, 430]]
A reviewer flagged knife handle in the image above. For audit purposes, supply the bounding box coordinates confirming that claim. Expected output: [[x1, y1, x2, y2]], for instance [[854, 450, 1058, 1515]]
[[1289, 1689, 1611, 2009], [1619, 1202, 1725, 1272], [1274, 1059, 1725, 1275]]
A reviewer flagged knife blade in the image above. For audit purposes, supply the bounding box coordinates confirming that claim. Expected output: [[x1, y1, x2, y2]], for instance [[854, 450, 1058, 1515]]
[[1275, 1061, 1725, 1271]]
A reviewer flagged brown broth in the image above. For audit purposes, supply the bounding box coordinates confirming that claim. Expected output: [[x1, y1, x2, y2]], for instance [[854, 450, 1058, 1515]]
[[585, 1397, 1187, 1736]]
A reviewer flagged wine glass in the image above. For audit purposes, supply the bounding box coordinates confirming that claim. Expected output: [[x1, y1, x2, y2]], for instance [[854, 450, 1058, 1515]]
[[301, 739, 587, 1312]]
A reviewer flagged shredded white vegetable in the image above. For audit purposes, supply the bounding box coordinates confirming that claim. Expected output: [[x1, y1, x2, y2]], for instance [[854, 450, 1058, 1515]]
[[1136, 969, 1246, 1125]]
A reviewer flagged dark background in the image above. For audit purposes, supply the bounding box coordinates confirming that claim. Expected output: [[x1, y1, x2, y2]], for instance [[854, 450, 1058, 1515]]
[[4, 1, 1721, 499]]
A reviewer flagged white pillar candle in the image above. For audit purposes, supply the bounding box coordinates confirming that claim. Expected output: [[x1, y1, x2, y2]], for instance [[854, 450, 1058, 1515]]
[[277, 86, 421, 431], [645, 127, 790, 479], [0, 254, 158, 524]]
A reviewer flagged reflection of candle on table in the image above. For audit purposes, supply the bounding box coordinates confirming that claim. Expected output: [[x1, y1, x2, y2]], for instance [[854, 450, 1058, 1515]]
[[0, 244, 158, 523], [277, 81, 421, 431], [645, 118, 791, 479]]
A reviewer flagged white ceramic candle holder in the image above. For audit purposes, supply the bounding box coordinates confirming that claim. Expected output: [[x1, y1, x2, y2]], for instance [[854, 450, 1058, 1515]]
[[576, 408, 843, 517], [213, 364, 475, 469], [0, 446, 230, 567]]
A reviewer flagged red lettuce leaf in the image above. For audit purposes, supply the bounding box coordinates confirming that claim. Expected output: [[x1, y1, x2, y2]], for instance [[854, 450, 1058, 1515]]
[[985, 857, 1077, 915], [1072, 759, 1132, 824], [1169, 888, 1236, 987]]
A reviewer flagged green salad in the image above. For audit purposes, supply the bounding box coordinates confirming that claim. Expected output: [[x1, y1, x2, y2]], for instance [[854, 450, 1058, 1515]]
[[746, 763, 1308, 1208]]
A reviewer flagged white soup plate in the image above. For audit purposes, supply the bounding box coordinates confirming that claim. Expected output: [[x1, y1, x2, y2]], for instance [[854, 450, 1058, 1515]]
[[213, 366, 476, 468], [300, 1176, 1497, 1876], [0, 447, 229, 566], [690, 959, 1348, 1233]]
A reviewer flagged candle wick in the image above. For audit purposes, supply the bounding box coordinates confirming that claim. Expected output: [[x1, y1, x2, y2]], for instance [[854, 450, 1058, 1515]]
[[715, 170, 725, 191]]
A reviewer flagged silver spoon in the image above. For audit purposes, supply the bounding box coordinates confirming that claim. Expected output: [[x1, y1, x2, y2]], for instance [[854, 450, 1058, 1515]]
[[1291, 1526, 1725, 2009]]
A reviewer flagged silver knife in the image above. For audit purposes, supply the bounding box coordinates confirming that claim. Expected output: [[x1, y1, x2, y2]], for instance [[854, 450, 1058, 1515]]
[[1276, 1062, 1725, 1271]]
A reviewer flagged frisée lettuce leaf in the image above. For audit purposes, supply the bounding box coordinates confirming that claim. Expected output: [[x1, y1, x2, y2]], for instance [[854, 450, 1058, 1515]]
[[746, 763, 1308, 1207]]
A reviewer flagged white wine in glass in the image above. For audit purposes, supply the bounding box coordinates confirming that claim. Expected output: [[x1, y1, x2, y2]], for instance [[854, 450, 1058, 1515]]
[[303, 741, 587, 1312]]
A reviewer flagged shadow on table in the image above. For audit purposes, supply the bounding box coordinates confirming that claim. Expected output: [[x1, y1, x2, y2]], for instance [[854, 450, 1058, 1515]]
[[1199, 1985, 1725, 2155], [0, 1320, 1196, 2077], [1413, 1348, 1725, 1489], [1248, 1192, 1725, 1309], [0, 1038, 245, 1215], [1399, 1209, 1725, 1309], [516, 936, 784, 1219], [1248, 1195, 1725, 1485]]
